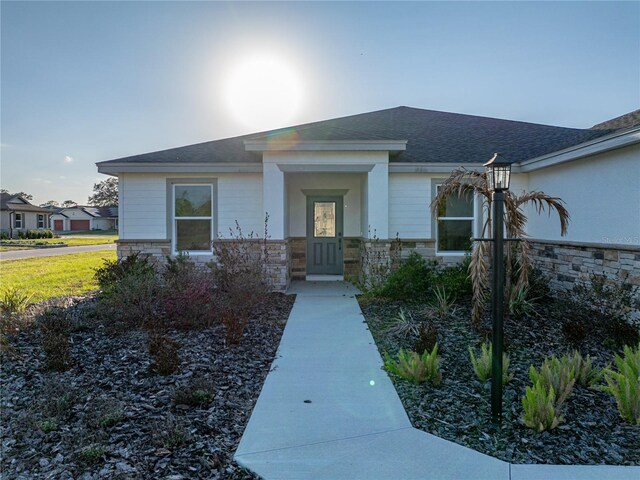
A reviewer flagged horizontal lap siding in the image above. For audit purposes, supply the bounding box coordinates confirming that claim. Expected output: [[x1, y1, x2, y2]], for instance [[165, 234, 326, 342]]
[[120, 173, 264, 240], [218, 174, 263, 236], [389, 174, 430, 239]]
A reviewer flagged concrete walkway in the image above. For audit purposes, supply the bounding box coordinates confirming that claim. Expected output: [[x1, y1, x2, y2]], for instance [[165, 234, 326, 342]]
[[0, 243, 116, 261], [235, 281, 639, 480]]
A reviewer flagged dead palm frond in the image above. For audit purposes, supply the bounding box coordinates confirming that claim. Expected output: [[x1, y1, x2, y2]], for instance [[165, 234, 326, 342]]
[[433, 169, 570, 326]]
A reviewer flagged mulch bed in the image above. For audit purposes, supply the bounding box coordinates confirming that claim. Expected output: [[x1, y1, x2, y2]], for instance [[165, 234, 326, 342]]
[[1, 293, 294, 479], [359, 297, 640, 465]]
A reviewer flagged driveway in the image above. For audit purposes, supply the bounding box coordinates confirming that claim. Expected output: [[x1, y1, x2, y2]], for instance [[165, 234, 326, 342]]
[[0, 243, 116, 261]]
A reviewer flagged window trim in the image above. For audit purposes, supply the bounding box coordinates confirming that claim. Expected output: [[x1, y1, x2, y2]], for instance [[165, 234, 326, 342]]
[[171, 183, 215, 256], [37, 214, 45, 229], [14, 213, 23, 229], [434, 183, 477, 256]]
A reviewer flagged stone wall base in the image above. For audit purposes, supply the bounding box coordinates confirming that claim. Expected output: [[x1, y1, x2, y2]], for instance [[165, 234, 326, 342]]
[[528, 239, 640, 294]]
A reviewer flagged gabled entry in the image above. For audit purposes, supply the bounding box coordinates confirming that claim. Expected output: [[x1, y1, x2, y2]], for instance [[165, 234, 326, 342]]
[[306, 195, 344, 275]]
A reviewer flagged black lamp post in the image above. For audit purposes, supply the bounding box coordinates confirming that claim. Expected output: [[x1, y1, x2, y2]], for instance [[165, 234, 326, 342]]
[[483, 153, 513, 421]]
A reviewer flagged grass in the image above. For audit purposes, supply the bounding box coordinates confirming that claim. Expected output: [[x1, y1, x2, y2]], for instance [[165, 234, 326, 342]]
[[0, 233, 117, 250], [0, 250, 116, 303]]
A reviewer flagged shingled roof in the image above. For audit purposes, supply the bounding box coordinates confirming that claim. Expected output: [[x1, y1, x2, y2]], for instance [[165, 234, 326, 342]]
[[0, 193, 51, 213], [99, 106, 619, 165], [591, 109, 640, 131]]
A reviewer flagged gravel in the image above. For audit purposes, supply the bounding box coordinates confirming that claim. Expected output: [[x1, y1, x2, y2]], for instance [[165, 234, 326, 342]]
[[359, 297, 640, 465], [1, 293, 294, 479]]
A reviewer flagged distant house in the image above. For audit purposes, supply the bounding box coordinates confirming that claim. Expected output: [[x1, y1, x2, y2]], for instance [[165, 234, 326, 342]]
[[0, 193, 52, 237], [97, 106, 640, 292], [50, 206, 118, 232]]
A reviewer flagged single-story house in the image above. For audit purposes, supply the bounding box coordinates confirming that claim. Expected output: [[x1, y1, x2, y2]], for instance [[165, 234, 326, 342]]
[[96, 106, 640, 291], [50, 206, 118, 232], [0, 193, 52, 237]]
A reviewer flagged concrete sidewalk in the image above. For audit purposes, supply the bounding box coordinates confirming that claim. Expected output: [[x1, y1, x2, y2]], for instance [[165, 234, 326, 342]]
[[0, 243, 116, 260], [235, 281, 639, 480]]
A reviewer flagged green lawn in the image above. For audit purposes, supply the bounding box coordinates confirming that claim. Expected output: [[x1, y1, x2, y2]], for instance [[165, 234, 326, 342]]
[[0, 234, 117, 250], [0, 250, 116, 303]]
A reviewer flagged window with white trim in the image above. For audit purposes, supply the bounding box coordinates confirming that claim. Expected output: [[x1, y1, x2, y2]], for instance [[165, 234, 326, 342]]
[[436, 185, 474, 254], [37, 214, 45, 229], [173, 184, 214, 254], [14, 213, 23, 229]]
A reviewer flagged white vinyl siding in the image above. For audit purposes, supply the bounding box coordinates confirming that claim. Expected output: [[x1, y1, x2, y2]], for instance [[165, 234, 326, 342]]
[[389, 174, 430, 239]]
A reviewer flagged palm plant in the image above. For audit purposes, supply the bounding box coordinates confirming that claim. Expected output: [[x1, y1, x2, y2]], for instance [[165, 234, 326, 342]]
[[431, 168, 569, 325]]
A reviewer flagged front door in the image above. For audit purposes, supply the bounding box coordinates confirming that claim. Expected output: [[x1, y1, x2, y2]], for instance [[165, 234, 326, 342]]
[[306, 196, 343, 275]]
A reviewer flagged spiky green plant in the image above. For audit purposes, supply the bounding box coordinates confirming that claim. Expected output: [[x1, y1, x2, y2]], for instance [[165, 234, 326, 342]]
[[565, 351, 606, 388], [0, 287, 33, 315], [383, 308, 421, 338], [529, 356, 576, 407], [522, 381, 562, 432], [599, 344, 640, 425], [384, 346, 442, 386], [429, 285, 457, 317], [468, 341, 512, 384]]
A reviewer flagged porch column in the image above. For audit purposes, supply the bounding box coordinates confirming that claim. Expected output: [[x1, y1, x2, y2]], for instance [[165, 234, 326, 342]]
[[366, 163, 389, 239], [263, 162, 286, 240]]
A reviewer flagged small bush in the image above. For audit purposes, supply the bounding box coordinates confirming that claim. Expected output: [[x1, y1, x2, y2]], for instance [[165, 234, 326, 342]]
[[384, 346, 442, 385], [378, 252, 435, 300], [161, 254, 217, 329], [509, 285, 537, 318], [605, 320, 640, 350], [78, 445, 106, 465], [0, 287, 33, 315], [384, 308, 421, 338], [212, 220, 271, 344], [39, 308, 72, 371], [433, 257, 473, 299], [94, 252, 155, 291], [148, 333, 180, 375], [565, 351, 605, 388], [599, 344, 640, 425], [152, 414, 191, 448], [468, 341, 512, 384], [37, 380, 77, 419], [173, 378, 215, 407], [39, 418, 58, 433], [91, 399, 124, 429], [562, 319, 589, 346], [529, 356, 576, 407], [522, 381, 562, 432], [413, 323, 438, 355]]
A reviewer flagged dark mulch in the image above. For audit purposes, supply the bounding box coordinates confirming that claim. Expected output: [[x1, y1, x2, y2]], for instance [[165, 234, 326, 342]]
[[1, 293, 294, 480], [359, 297, 640, 465]]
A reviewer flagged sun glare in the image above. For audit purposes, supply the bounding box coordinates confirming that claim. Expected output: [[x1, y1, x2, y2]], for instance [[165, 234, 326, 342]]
[[222, 54, 304, 131]]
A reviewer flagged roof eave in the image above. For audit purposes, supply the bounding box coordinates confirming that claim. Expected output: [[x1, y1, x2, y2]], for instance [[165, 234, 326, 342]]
[[96, 162, 263, 175], [243, 140, 408, 153]]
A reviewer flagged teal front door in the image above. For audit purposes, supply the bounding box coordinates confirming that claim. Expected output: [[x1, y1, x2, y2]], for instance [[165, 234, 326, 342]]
[[306, 196, 344, 275]]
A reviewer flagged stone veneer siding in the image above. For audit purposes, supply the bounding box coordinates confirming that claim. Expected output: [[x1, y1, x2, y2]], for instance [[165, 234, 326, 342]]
[[116, 239, 291, 292], [528, 239, 640, 293]]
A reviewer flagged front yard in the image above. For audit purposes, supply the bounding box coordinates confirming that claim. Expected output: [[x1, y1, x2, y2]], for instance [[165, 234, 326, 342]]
[[0, 233, 118, 251]]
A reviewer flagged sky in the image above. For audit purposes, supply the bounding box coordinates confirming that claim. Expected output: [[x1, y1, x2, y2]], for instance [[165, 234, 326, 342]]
[[1, 1, 638, 206]]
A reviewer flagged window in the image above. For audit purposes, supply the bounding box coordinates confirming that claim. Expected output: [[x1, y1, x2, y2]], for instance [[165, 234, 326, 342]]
[[14, 213, 23, 229], [173, 184, 213, 254], [37, 214, 45, 229], [314, 202, 336, 237], [436, 185, 474, 254]]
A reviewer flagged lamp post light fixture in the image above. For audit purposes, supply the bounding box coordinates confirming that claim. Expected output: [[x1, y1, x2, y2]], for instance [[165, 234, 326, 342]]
[[483, 153, 513, 421]]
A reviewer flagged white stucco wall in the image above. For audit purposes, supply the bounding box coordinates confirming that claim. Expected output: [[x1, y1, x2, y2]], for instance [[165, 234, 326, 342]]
[[119, 172, 263, 240], [286, 172, 364, 237], [525, 144, 640, 246]]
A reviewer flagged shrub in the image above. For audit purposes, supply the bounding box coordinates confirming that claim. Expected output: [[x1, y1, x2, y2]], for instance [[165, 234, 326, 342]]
[[39, 418, 59, 433], [529, 356, 576, 407], [605, 320, 640, 350], [508, 285, 537, 318], [522, 381, 562, 432], [384, 308, 421, 338], [433, 257, 473, 299], [148, 333, 180, 375], [413, 323, 438, 355], [359, 232, 401, 294], [23, 229, 54, 239], [37, 380, 77, 419], [152, 414, 191, 448], [94, 252, 155, 291], [384, 346, 442, 385], [599, 344, 640, 424], [565, 351, 605, 388], [39, 307, 72, 371], [378, 252, 435, 300], [78, 445, 106, 465], [173, 378, 215, 407], [0, 232, 8, 240], [468, 341, 512, 384], [0, 287, 33, 315], [161, 254, 217, 329], [212, 220, 271, 344]]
